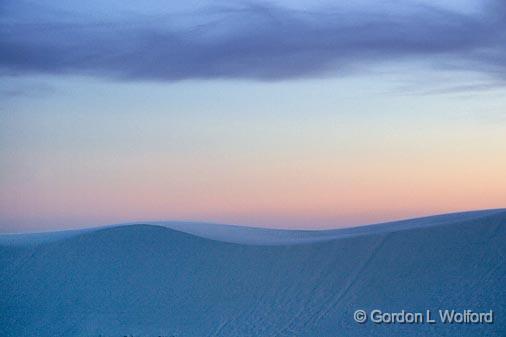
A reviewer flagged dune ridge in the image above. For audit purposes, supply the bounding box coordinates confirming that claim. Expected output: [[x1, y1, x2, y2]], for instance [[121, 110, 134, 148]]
[[1, 208, 505, 246], [1, 209, 505, 336]]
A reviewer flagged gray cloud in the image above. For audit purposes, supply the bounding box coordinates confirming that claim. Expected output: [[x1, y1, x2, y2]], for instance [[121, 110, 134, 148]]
[[1, 1, 505, 82]]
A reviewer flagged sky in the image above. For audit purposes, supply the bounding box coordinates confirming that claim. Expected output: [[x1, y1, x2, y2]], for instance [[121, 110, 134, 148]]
[[1, 0, 505, 232]]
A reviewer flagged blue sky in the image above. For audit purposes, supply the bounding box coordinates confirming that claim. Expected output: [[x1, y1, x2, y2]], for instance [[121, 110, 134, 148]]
[[1, 0, 505, 231]]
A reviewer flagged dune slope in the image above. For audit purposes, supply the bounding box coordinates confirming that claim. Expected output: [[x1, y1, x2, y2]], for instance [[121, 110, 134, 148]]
[[1, 209, 505, 337]]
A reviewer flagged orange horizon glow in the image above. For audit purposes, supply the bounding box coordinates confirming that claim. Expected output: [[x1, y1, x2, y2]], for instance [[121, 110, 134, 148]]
[[1, 78, 505, 232]]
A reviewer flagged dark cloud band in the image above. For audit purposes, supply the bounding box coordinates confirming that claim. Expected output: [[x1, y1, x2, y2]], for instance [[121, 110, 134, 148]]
[[1, 1, 505, 81]]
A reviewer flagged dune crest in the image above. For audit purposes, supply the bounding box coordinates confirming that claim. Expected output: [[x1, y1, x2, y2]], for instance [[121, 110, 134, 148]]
[[1, 209, 505, 336]]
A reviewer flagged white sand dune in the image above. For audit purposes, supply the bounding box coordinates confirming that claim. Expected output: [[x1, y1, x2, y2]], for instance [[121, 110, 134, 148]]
[[1, 209, 505, 336]]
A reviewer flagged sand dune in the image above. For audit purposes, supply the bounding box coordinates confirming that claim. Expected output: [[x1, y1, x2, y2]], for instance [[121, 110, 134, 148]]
[[1, 209, 505, 336]]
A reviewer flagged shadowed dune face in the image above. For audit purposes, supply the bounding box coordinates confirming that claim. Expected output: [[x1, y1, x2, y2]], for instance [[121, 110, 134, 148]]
[[1, 210, 505, 337]]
